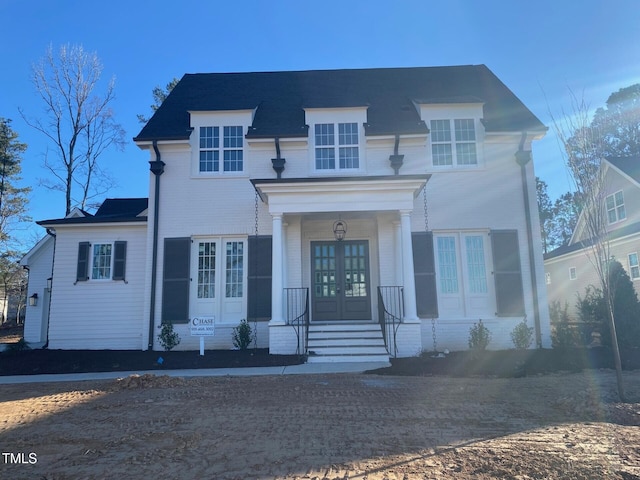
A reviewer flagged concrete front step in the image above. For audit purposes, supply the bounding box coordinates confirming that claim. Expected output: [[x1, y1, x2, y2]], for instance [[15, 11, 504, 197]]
[[306, 322, 389, 363]]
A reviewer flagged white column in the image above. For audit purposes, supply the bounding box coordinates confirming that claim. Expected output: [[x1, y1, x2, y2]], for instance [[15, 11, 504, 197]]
[[270, 213, 285, 325], [393, 221, 403, 285], [400, 210, 419, 322]]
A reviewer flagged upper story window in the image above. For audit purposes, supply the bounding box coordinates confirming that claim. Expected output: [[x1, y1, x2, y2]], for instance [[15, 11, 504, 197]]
[[606, 190, 626, 224], [314, 122, 359, 170], [199, 126, 244, 173], [430, 119, 477, 166], [628, 253, 640, 280]]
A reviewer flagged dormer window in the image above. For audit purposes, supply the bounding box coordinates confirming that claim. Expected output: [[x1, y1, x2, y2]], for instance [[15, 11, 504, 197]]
[[314, 122, 360, 170], [199, 125, 244, 173], [430, 118, 477, 166]]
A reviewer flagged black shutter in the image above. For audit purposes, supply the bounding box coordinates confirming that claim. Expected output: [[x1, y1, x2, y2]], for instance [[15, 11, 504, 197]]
[[113, 241, 127, 281], [76, 242, 90, 282], [412, 231, 438, 317], [248, 235, 272, 319], [491, 230, 525, 316], [161, 237, 191, 324]]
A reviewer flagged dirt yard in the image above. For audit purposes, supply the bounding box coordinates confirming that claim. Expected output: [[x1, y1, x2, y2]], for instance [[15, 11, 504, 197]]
[[1, 370, 639, 479]]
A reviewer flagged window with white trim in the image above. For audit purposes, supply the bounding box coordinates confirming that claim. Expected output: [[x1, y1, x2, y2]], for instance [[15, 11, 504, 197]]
[[606, 191, 626, 224], [629, 253, 640, 280], [91, 243, 112, 280], [225, 241, 244, 298], [434, 232, 492, 317], [430, 118, 477, 166], [569, 267, 577, 280], [199, 125, 244, 173], [314, 122, 359, 170]]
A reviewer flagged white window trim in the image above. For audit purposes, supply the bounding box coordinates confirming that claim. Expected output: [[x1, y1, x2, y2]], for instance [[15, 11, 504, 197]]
[[312, 122, 363, 173], [197, 125, 245, 175], [433, 230, 494, 317], [429, 118, 480, 168], [90, 242, 114, 281], [606, 190, 626, 225], [628, 252, 640, 280], [569, 267, 577, 281], [190, 236, 247, 324]]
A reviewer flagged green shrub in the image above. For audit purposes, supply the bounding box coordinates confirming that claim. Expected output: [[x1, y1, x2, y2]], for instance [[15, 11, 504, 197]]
[[157, 322, 181, 351], [232, 319, 254, 350], [550, 300, 580, 348], [576, 260, 640, 348], [510, 318, 534, 350], [468, 319, 491, 351]]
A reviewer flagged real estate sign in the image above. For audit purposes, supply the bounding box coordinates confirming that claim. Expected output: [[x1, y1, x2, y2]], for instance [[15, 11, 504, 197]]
[[190, 317, 215, 336]]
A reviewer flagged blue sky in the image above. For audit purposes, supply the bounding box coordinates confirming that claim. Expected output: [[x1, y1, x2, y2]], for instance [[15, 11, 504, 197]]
[[1, 0, 639, 248]]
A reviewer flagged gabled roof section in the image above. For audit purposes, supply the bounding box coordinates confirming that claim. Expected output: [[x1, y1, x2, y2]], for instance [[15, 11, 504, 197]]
[[37, 198, 148, 226], [134, 65, 546, 142], [606, 156, 640, 186]]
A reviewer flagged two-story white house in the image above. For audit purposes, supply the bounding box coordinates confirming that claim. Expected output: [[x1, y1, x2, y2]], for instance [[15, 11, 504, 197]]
[[22, 65, 551, 361]]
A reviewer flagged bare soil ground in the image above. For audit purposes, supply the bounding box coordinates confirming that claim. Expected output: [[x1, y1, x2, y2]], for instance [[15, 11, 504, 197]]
[[1, 370, 639, 479]]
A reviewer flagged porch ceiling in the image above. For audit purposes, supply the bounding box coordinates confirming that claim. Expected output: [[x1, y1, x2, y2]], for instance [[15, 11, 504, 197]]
[[251, 174, 430, 215]]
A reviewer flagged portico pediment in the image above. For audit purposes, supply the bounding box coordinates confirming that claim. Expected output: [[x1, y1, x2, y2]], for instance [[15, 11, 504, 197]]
[[251, 175, 430, 215]]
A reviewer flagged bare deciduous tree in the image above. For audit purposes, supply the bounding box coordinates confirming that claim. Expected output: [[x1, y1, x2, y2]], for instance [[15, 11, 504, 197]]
[[550, 91, 626, 402], [21, 44, 125, 215]]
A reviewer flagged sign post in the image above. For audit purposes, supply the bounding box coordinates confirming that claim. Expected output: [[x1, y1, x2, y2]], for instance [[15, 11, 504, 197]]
[[190, 317, 215, 355]]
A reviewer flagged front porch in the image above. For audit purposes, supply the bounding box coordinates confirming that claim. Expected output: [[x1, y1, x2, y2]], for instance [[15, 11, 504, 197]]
[[252, 175, 429, 361]]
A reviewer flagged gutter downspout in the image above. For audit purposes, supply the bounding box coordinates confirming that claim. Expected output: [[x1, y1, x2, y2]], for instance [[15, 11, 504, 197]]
[[515, 132, 542, 348], [148, 141, 165, 350]]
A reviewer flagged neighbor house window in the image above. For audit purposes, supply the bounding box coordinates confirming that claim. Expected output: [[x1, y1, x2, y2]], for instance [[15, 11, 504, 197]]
[[430, 119, 477, 166], [606, 191, 626, 224], [545, 272, 551, 285], [314, 122, 359, 170], [569, 267, 577, 280], [629, 253, 640, 280], [199, 125, 243, 173]]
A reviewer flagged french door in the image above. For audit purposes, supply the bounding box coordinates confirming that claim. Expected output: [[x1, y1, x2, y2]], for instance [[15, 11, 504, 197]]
[[311, 240, 371, 321]]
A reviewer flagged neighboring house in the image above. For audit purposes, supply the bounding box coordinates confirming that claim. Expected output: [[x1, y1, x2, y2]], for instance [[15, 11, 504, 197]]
[[545, 156, 640, 319], [24, 65, 551, 360]]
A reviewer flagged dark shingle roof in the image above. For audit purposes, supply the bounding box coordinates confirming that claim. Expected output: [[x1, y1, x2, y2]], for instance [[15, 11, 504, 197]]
[[38, 198, 148, 226], [607, 156, 640, 184], [134, 65, 546, 142]]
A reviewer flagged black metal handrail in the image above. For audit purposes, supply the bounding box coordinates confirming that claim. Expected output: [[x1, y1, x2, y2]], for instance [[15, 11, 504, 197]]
[[284, 287, 309, 356], [377, 286, 404, 358]]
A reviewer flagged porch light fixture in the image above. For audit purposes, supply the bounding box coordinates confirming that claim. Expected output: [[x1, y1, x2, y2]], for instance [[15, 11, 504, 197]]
[[333, 219, 347, 241], [29, 293, 38, 307]]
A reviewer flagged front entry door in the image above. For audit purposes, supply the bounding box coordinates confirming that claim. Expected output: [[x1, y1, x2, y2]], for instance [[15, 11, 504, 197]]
[[312, 241, 371, 321]]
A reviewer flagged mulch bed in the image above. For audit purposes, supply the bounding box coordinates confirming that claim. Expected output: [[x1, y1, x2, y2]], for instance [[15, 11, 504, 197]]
[[0, 348, 302, 376], [374, 347, 640, 377]]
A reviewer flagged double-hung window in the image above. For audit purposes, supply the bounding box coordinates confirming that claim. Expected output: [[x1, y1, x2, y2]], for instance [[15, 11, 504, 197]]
[[606, 191, 626, 224], [199, 126, 244, 173], [76, 241, 127, 282], [314, 122, 359, 170], [430, 119, 477, 166]]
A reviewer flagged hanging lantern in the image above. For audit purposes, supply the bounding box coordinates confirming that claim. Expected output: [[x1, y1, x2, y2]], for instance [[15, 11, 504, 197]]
[[333, 219, 347, 241]]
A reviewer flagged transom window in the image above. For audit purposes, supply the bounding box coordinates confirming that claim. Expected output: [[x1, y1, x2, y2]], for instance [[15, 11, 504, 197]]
[[199, 126, 244, 173], [92, 244, 112, 280], [629, 253, 640, 280], [314, 122, 360, 170], [606, 191, 626, 224], [430, 119, 477, 166]]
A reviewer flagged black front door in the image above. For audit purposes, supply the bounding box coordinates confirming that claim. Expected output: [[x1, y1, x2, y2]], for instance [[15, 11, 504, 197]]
[[311, 240, 371, 321]]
